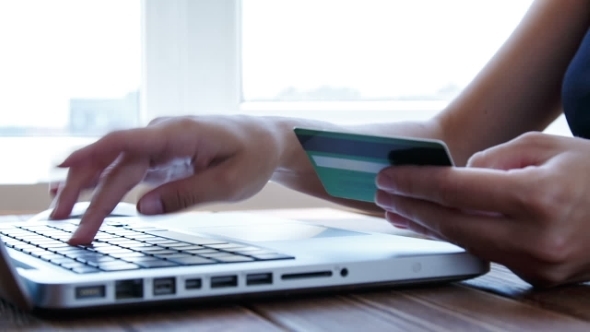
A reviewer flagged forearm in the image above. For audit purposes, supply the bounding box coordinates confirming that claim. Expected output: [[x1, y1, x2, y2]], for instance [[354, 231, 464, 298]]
[[435, 0, 590, 166], [267, 116, 443, 214]]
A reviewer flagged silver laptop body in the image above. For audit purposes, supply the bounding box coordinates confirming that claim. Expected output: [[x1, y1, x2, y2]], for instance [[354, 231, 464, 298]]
[[0, 204, 489, 311]]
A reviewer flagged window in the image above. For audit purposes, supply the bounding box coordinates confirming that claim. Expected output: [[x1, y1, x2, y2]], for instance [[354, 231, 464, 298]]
[[0, 0, 140, 185], [143, 0, 537, 124], [242, 0, 532, 103], [1, 0, 570, 210], [0, 0, 141, 137], [239, 0, 534, 123]]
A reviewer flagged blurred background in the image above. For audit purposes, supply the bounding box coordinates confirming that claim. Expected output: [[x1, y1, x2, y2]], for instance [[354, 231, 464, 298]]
[[3, 0, 558, 212]]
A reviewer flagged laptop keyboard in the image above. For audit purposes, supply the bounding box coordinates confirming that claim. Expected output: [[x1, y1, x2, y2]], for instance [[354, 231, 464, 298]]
[[0, 221, 293, 274]]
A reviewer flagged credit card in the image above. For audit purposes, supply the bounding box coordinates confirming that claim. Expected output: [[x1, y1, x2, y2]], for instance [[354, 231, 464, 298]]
[[294, 127, 454, 202]]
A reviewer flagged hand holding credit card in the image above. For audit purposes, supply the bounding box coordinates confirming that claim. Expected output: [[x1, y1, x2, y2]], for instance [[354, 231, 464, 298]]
[[294, 128, 454, 202]]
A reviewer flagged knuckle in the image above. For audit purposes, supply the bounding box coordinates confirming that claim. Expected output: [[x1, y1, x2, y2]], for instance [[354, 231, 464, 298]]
[[517, 131, 545, 145], [466, 151, 486, 167], [531, 232, 570, 265], [148, 116, 170, 126], [519, 171, 568, 221], [174, 117, 197, 131]]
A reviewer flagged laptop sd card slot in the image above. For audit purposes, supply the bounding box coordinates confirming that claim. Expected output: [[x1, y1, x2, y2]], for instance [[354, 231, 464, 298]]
[[281, 271, 333, 280]]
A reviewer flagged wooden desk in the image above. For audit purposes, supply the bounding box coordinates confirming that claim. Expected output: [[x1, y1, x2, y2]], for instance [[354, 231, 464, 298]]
[[2, 209, 590, 331]]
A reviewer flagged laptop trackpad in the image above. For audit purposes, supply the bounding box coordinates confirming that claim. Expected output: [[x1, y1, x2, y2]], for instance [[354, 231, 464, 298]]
[[193, 223, 366, 242]]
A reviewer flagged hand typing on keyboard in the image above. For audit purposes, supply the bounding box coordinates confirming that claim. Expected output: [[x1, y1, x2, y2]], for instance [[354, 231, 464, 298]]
[[49, 116, 290, 245]]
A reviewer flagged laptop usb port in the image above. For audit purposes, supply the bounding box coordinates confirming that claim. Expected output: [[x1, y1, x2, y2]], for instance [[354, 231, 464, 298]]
[[210, 275, 238, 288], [115, 279, 144, 300], [185, 278, 202, 290], [246, 273, 273, 286], [153, 277, 176, 296], [75, 285, 106, 300]]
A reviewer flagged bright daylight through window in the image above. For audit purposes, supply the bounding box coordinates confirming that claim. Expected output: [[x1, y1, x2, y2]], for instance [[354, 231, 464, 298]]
[[0, 0, 544, 186], [241, 0, 533, 111], [0, 0, 141, 137]]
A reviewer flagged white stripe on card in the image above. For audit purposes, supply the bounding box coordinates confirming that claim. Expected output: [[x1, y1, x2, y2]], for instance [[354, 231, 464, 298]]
[[311, 155, 390, 173]]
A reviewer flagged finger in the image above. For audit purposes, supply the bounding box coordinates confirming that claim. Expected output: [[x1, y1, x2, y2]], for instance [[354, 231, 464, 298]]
[[378, 193, 515, 262], [69, 156, 149, 245], [50, 166, 103, 219], [385, 211, 442, 240], [147, 116, 172, 126], [58, 125, 209, 168], [49, 174, 103, 198], [376, 166, 532, 216], [467, 133, 559, 170], [58, 128, 163, 167], [49, 182, 61, 198], [138, 160, 243, 215]]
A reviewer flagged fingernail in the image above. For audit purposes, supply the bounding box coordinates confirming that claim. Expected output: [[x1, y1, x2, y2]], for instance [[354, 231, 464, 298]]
[[139, 195, 164, 215], [68, 235, 88, 246]]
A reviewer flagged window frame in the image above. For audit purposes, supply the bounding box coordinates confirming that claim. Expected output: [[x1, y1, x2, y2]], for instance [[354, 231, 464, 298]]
[[142, 0, 450, 123]]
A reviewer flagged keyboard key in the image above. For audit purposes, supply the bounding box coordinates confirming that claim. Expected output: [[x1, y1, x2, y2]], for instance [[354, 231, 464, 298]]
[[135, 260, 179, 268], [61, 261, 89, 269], [185, 249, 219, 255], [148, 250, 180, 256], [203, 243, 246, 250], [98, 261, 140, 271], [122, 255, 164, 263], [143, 238, 177, 244], [94, 247, 136, 255], [135, 246, 169, 252], [144, 230, 227, 245], [108, 251, 149, 259], [39, 254, 65, 262], [52, 257, 79, 265], [200, 252, 237, 258], [249, 253, 294, 261], [232, 246, 268, 254], [159, 253, 193, 259], [168, 256, 215, 265], [161, 242, 193, 248], [40, 242, 70, 249], [130, 234, 157, 240], [175, 245, 204, 251], [212, 255, 255, 263], [79, 257, 118, 267], [72, 266, 101, 274]]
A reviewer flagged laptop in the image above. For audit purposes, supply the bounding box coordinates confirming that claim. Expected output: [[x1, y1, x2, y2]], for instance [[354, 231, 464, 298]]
[[0, 202, 489, 312]]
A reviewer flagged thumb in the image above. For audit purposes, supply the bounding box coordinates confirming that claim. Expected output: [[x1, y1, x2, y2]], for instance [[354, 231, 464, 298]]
[[137, 165, 239, 214], [467, 133, 557, 170]]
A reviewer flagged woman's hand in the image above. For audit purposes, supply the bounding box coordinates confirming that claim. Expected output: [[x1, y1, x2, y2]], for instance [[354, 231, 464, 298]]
[[51, 115, 283, 245], [375, 132, 590, 287]]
